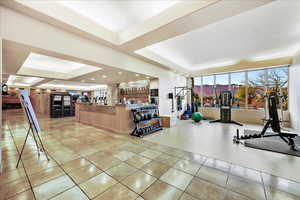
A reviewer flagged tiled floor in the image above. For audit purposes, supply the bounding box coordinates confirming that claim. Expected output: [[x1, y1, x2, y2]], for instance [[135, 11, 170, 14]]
[[1, 110, 300, 200], [144, 120, 300, 182]]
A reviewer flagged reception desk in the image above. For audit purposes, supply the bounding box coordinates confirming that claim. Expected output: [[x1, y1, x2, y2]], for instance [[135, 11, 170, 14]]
[[75, 103, 134, 134]]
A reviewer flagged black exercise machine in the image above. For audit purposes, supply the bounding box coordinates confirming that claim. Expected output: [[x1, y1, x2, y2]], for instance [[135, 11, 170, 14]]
[[234, 96, 298, 151], [210, 91, 243, 126], [260, 96, 297, 150]]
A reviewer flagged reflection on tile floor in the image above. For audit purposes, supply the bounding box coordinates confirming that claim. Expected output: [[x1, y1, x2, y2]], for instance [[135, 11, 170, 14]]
[[1, 110, 300, 200]]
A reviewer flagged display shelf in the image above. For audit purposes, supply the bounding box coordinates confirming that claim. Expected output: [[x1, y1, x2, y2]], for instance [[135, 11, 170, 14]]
[[130, 105, 162, 137]]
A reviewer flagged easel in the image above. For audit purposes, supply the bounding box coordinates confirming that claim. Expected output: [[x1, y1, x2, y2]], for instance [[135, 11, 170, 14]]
[[16, 94, 50, 168]]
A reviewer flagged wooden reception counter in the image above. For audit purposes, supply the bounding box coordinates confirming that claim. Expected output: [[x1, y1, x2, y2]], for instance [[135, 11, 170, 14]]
[[75, 103, 134, 134]]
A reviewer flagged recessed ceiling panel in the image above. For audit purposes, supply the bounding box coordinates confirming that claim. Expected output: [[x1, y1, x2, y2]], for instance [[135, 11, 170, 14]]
[[37, 80, 107, 91], [17, 53, 102, 79], [6, 75, 44, 86], [56, 0, 180, 32], [136, 0, 300, 71]]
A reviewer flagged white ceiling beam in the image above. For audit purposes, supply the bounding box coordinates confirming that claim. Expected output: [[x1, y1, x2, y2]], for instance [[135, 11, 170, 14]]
[[120, 0, 274, 51]]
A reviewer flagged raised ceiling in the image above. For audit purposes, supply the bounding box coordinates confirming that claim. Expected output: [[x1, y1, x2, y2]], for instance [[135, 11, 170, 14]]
[[56, 0, 180, 32], [136, 0, 300, 71], [7, 75, 44, 87], [2, 0, 276, 74], [2, 0, 296, 80], [2, 40, 154, 89], [18, 53, 102, 79]]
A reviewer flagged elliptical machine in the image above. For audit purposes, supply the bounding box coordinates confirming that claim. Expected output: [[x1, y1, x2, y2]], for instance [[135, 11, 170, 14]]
[[210, 91, 243, 126]]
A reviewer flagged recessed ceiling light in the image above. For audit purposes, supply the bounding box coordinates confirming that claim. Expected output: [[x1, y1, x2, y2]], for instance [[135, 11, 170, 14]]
[[81, 80, 85, 82], [90, 78, 95, 81], [118, 72, 122, 75], [102, 75, 107, 78], [135, 74, 140, 77]]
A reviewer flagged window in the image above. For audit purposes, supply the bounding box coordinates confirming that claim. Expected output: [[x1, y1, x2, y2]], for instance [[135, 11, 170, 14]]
[[202, 75, 215, 107], [230, 72, 246, 109], [267, 67, 288, 110], [192, 65, 289, 110], [215, 74, 229, 95], [247, 69, 267, 110], [193, 77, 202, 105]]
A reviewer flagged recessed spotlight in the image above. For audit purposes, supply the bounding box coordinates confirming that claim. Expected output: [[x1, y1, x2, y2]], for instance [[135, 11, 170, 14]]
[[102, 75, 107, 78], [135, 74, 140, 77], [81, 80, 85, 83], [90, 78, 95, 81], [146, 76, 150, 79], [118, 72, 122, 75]]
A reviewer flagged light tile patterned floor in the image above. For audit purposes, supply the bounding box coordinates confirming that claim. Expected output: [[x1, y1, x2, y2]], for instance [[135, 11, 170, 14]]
[[1, 110, 300, 200]]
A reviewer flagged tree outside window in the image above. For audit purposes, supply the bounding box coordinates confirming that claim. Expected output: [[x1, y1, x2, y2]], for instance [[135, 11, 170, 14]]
[[231, 72, 246, 109]]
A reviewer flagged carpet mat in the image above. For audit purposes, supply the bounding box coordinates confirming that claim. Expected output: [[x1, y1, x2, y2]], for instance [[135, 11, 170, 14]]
[[243, 129, 300, 157]]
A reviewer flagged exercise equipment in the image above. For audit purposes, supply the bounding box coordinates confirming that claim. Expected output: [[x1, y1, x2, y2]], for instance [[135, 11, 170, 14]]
[[210, 91, 243, 126], [192, 112, 203, 123], [233, 129, 240, 144], [173, 86, 192, 113], [260, 96, 297, 150], [237, 96, 298, 151]]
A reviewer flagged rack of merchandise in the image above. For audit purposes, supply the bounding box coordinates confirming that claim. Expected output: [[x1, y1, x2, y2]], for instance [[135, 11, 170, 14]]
[[119, 87, 149, 103], [131, 105, 162, 137]]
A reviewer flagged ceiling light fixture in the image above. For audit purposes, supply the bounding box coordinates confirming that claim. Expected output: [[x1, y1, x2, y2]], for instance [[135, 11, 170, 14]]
[[102, 75, 107, 78], [90, 78, 95, 81], [135, 74, 140, 77], [118, 72, 123, 75]]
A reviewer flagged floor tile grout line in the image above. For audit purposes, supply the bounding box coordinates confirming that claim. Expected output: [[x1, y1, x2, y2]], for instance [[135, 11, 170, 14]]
[[81, 150, 189, 200], [261, 172, 268, 200], [46, 147, 142, 200], [40, 152, 93, 200], [7, 125, 37, 200]]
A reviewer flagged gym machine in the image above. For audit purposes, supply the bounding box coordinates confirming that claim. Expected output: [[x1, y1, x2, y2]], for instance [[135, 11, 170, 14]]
[[234, 96, 298, 151], [210, 91, 243, 126]]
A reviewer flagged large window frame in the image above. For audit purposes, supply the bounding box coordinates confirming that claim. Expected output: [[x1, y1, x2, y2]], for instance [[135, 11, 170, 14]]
[[194, 65, 289, 110]]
